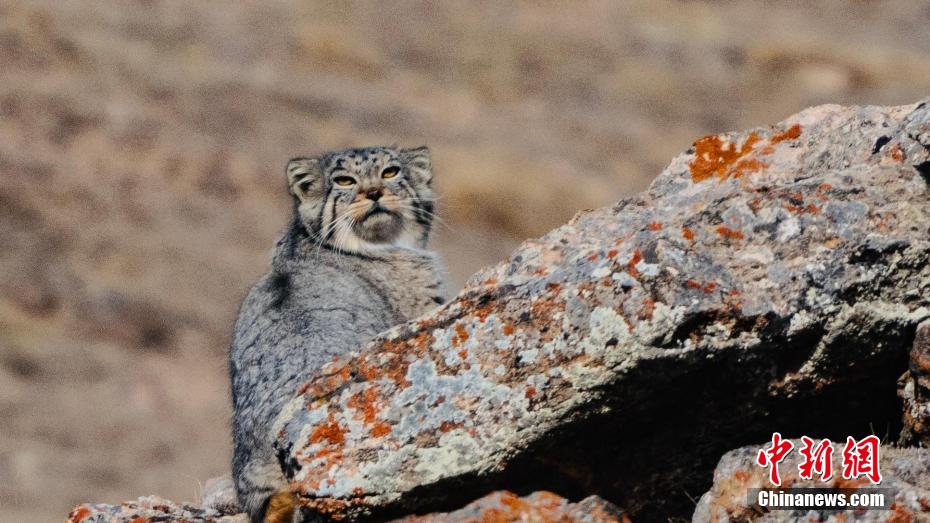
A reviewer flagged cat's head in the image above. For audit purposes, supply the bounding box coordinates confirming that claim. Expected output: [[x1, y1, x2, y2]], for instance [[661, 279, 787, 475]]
[[286, 146, 435, 253]]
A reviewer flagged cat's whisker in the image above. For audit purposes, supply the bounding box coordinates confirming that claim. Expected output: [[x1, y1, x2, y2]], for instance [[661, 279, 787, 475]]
[[392, 203, 453, 231]]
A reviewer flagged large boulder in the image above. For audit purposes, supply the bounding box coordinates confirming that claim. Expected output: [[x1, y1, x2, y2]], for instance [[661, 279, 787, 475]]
[[272, 100, 930, 520]]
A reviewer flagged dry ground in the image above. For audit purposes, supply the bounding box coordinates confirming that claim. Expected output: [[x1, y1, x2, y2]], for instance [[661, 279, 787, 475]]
[[1, 1, 929, 520]]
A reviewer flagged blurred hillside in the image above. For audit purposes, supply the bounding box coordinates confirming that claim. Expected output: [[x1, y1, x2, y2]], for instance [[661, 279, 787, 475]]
[[1, 1, 929, 520]]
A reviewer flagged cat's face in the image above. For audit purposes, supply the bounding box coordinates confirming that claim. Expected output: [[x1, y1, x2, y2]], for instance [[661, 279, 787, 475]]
[[286, 146, 435, 253]]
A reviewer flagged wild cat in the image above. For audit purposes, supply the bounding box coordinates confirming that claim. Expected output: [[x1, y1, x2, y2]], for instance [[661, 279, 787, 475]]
[[228, 146, 446, 523]]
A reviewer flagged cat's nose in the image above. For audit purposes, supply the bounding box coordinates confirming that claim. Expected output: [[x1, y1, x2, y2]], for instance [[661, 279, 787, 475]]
[[366, 188, 383, 202]]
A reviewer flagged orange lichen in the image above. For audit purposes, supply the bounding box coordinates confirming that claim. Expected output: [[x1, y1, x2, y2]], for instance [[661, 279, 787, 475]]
[[296, 362, 354, 400], [525, 386, 537, 399], [482, 277, 498, 286], [690, 132, 762, 182], [370, 422, 392, 437], [587, 253, 599, 261], [641, 298, 655, 320], [356, 361, 380, 381], [648, 221, 663, 231], [312, 445, 342, 461], [703, 282, 717, 293], [502, 323, 515, 336], [347, 386, 381, 424], [531, 295, 564, 321], [682, 227, 695, 242], [627, 249, 643, 277], [499, 491, 530, 513], [452, 323, 469, 346], [771, 123, 802, 144], [607, 248, 618, 259], [687, 280, 702, 289], [887, 503, 915, 523], [890, 144, 905, 162], [731, 157, 766, 178], [474, 304, 494, 322], [715, 226, 745, 240], [69, 507, 91, 523], [439, 421, 462, 433], [310, 415, 347, 446]]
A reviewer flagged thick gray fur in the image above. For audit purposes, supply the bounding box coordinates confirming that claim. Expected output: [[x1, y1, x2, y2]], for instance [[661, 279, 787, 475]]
[[228, 147, 445, 522]]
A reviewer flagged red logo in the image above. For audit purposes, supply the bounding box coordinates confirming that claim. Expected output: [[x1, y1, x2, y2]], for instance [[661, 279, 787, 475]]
[[755, 434, 881, 485], [797, 436, 833, 481], [841, 435, 882, 484], [756, 432, 794, 486]]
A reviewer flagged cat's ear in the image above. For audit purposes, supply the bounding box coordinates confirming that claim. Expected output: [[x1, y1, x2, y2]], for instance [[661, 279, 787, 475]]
[[286, 157, 323, 202], [400, 146, 432, 186]]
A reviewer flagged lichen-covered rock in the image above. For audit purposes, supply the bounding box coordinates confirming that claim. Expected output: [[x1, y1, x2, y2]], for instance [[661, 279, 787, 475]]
[[393, 491, 625, 523], [67, 495, 247, 523], [201, 475, 241, 516], [273, 100, 930, 520], [899, 320, 930, 446], [68, 490, 623, 523], [692, 440, 930, 522]]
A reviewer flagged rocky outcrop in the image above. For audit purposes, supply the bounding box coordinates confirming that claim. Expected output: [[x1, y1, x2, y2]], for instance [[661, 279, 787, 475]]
[[67, 495, 246, 523], [388, 491, 625, 522], [69, 489, 624, 523], [693, 441, 930, 522], [272, 101, 930, 520], [69, 100, 930, 521]]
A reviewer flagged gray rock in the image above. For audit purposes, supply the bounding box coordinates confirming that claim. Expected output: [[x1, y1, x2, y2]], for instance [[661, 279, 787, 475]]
[[693, 441, 930, 522], [69, 490, 624, 523], [899, 320, 930, 446], [67, 495, 245, 523], [273, 100, 930, 520], [200, 475, 240, 516]]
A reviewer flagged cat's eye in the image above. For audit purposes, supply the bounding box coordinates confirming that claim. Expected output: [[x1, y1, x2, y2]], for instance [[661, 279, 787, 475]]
[[381, 166, 400, 179], [333, 175, 356, 187]]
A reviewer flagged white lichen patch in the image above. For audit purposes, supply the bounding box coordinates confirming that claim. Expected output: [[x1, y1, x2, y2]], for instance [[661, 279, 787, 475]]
[[412, 430, 483, 479], [634, 302, 687, 347], [518, 348, 539, 364], [634, 260, 660, 277], [580, 306, 631, 358], [526, 373, 548, 390], [777, 216, 800, 241]]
